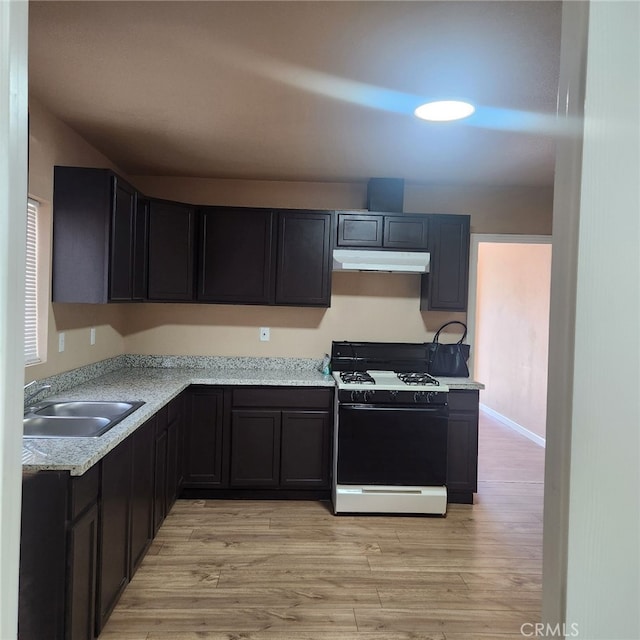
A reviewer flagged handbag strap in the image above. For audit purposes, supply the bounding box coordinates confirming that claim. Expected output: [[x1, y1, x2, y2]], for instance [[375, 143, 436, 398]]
[[433, 321, 468, 345]]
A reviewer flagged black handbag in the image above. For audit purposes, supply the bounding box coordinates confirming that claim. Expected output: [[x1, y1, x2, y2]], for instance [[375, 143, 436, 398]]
[[427, 321, 470, 377]]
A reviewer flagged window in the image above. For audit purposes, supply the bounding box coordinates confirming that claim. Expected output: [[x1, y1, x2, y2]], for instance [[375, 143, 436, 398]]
[[25, 198, 40, 364]]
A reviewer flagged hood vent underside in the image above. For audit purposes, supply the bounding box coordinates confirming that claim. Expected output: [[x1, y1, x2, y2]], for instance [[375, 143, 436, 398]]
[[333, 249, 430, 274]]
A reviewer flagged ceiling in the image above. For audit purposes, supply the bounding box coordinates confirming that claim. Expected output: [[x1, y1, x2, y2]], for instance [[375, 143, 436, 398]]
[[28, 1, 562, 187]]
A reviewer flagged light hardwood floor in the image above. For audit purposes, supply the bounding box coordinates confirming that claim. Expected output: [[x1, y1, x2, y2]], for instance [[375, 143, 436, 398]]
[[101, 411, 545, 640]]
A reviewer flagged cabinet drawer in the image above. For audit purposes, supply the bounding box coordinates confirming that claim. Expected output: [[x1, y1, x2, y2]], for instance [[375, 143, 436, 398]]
[[232, 387, 333, 409], [69, 465, 99, 521], [448, 390, 479, 412]]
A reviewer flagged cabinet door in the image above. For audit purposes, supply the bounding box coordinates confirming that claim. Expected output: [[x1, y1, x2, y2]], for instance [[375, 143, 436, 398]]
[[280, 411, 331, 488], [337, 213, 383, 247], [130, 417, 155, 577], [132, 197, 149, 300], [97, 438, 132, 633], [166, 394, 184, 511], [230, 410, 281, 487], [383, 215, 428, 249], [421, 214, 470, 311], [18, 472, 68, 640], [167, 393, 186, 500], [153, 425, 168, 535], [198, 207, 274, 304], [446, 391, 479, 503], [275, 210, 332, 307], [184, 388, 226, 488], [109, 177, 137, 301], [52, 166, 113, 303], [67, 504, 98, 640], [147, 200, 196, 300]]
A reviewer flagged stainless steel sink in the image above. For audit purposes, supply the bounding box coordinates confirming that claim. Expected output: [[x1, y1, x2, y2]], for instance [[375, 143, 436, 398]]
[[23, 415, 112, 438], [33, 401, 138, 418], [23, 400, 144, 438]]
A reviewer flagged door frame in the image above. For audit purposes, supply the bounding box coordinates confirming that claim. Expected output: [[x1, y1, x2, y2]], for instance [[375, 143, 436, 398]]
[[468, 235, 552, 446]]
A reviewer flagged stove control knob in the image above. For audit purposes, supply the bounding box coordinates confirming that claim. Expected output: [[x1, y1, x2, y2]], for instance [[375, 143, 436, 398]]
[[414, 391, 427, 403], [426, 392, 436, 404], [350, 390, 360, 403], [362, 389, 375, 402], [389, 390, 398, 402]]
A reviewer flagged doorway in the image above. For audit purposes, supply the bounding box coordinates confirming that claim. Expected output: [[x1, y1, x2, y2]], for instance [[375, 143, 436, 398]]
[[467, 234, 551, 483]]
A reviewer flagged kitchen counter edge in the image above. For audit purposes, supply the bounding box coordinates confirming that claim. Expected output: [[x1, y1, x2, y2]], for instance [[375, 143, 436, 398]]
[[22, 367, 484, 475], [22, 366, 335, 476]]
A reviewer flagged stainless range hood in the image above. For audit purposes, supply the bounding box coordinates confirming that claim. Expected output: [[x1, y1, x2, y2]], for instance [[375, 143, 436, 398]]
[[333, 249, 430, 273], [333, 178, 429, 274]]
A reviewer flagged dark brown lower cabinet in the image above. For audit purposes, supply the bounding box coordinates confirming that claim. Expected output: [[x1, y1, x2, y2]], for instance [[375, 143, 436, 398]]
[[280, 411, 330, 488], [18, 472, 68, 640], [19, 465, 101, 640], [230, 410, 281, 487], [130, 416, 156, 576], [182, 386, 333, 496], [166, 394, 184, 512], [19, 407, 181, 640], [229, 387, 333, 491], [153, 419, 168, 535], [153, 393, 185, 533], [96, 438, 133, 634], [446, 390, 479, 504], [67, 504, 99, 640], [183, 387, 226, 488]]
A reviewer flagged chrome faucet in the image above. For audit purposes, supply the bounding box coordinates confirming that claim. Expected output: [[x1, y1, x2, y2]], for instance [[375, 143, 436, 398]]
[[24, 380, 52, 407]]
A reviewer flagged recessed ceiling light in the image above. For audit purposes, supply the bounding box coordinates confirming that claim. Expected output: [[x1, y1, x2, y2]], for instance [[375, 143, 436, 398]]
[[414, 100, 476, 122]]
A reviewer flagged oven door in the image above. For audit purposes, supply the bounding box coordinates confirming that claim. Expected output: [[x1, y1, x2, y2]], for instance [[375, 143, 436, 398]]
[[337, 404, 448, 486]]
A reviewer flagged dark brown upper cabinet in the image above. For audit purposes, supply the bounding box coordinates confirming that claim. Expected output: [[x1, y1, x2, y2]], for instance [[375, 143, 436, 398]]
[[337, 213, 383, 247], [196, 207, 331, 307], [132, 198, 150, 300], [197, 207, 274, 304], [336, 211, 428, 250], [52, 166, 146, 303], [383, 215, 429, 249], [421, 214, 470, 311], [147, 199, 196, 301], [275, 209, 332, 307]]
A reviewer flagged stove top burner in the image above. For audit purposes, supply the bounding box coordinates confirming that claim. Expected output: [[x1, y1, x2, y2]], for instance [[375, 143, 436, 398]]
[[396, 372, 440, 386], [334, 369, 448, 393], [339, 371, 375, 384]]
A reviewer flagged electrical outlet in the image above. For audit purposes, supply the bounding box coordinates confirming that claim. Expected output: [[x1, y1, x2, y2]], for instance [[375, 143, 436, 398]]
[[259, 327, 270, 342], [58, 332, 65, 352], [90, 327, 96, 345]]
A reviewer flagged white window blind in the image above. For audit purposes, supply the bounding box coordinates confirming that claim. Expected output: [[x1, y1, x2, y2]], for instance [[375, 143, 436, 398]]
[[25, 198, 40, 365]]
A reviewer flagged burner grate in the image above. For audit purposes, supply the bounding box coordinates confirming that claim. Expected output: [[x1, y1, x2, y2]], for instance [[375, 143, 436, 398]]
[[396, 372, 440, 386], [340, 371, 375, 384]]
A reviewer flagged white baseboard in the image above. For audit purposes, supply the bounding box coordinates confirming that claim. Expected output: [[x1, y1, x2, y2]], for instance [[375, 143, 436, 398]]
[[479, 403, 546, 448]]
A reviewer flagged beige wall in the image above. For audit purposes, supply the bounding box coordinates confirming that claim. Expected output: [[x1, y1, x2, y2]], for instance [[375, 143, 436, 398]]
[[135, 175, 554, 236], [405, 184, 554, 235], [26, 99, 129, 381], [122, 274, 466, 357], [131, 175, 368, 211], [475, 242, 551, 438], [25, 98, 554, 379]]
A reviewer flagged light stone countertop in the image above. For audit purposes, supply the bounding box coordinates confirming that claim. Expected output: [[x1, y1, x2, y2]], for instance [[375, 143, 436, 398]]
[[438, 377, 485, 391], [22, 364, 483, 476]]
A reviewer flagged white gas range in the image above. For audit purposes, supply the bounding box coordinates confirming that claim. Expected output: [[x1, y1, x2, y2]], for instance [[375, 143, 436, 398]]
[[330, 342, 450, 516], [333, 369, 449, 394]]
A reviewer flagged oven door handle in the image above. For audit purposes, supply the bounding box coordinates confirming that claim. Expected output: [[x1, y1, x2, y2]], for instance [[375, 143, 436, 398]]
[[340, 404, 447, 414]]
